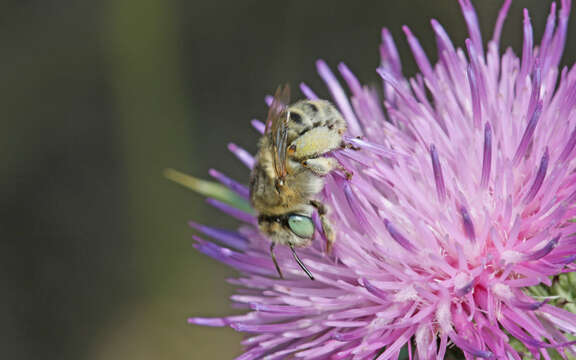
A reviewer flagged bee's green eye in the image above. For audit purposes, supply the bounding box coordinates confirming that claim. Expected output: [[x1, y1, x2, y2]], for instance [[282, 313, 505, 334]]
[[288, 215, 314, 238]]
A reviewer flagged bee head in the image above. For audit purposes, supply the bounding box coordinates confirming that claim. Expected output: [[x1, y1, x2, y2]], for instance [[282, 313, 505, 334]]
[[257, 214, 314, 247]]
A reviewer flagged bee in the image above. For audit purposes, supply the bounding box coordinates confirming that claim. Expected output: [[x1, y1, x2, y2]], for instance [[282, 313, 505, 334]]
[[249, 84, 352, 280]]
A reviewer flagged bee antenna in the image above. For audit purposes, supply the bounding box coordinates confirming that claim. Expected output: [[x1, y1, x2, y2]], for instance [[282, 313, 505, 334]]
[[289, 244, 315, 280], [270, 243, 284, 279]]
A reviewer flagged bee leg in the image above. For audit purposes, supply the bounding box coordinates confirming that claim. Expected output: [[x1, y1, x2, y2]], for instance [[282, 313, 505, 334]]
[[340, 140, 361, 151], [337, 163, 354, 181], [310, 200, 335, 253], [270, 242, 284, 279], [288, 126, 343, 159], [302, 157, 353, 180], [301, 157, 338, 177]]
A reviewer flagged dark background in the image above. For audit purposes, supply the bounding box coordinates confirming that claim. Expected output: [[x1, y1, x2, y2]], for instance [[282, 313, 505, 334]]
[[1, 1, 569, 359]]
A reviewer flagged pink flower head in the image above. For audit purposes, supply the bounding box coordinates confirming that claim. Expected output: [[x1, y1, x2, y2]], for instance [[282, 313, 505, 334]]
[[187, 1, 576, 358]]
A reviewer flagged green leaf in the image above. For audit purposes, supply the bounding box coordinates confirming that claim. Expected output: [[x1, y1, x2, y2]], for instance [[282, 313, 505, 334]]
[[517, 273, 576, 359]]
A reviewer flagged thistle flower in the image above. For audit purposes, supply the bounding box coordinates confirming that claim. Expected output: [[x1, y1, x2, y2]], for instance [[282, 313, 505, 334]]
[[183, 0, 576, 358]]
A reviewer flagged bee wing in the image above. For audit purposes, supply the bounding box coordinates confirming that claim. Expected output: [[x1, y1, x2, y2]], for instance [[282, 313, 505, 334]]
[[265, 84, 291, 180]]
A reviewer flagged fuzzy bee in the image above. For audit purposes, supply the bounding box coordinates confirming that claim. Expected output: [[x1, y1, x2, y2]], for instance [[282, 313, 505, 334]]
[[249, 85, 352, 279]]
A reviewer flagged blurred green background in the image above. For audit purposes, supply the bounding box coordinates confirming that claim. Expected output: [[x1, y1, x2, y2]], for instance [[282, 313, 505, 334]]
[[1, 1, 571, 359]]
